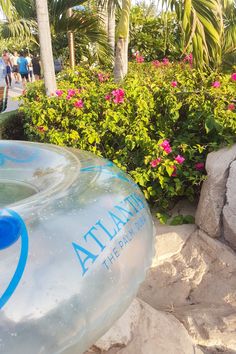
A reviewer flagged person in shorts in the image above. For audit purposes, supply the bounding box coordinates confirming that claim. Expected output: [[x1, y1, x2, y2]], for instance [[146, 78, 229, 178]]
[[17, 52, 29, 87], [12, 51, 20, 84], [0, 57, 8, 112], [2, 49, 12, 87], [32, 53, 41, 80], [26, 53, 33, 82]]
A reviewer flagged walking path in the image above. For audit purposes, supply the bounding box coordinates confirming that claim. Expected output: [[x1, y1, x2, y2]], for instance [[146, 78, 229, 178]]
[[5, 83, 22, 112]]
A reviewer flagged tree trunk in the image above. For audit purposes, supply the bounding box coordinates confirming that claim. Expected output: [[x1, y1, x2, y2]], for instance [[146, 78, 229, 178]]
[[35, 0, 57, 95], [108, 0, 116, 56], [114, 0, 131, 82], [67, 8, 75, 68]]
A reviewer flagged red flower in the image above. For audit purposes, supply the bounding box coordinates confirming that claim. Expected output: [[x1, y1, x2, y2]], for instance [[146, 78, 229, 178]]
[[175, 155, 185, 164], [105, 94, 111, 101], [171, 81, 178, 87], [37, 126, 46, 133], [74, 99, 84, 108], [162, 58, 169, 65], [136, 55, 144, 63], [152, 60, 160, 68], [212, 81, 221, 88], [231, 73, 236, 81], [183, 53, 193, 66], [160, 140, 172, 154], [112, 88, 125, 104], [195, 162, 205, 171], [67, 89, 76, 97], [227, 103, 235, 111], [150, 158, 161, 168], [98, 73, 104, 82], [56, 89, 63, 97]]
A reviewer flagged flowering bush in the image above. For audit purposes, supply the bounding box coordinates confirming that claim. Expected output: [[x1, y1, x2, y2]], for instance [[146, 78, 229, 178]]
[[19, 63, 236, 209]]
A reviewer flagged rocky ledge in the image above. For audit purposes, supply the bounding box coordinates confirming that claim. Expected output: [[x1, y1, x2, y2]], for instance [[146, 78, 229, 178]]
[[85, 145, 236, 354]]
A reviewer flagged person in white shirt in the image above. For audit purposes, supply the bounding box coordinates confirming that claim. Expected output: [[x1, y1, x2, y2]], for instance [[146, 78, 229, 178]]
[[26, 54, 33, 82]]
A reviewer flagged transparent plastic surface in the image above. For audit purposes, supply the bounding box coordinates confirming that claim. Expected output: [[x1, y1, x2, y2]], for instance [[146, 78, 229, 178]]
[[0, 141, 154, 354]]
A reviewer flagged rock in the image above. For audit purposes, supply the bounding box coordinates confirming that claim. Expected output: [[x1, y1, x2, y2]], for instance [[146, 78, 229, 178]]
[[85, 298, 198, 354], [223, 160, 236, 250], [138, 226, 236, 351], [195, 145, 236, 238]]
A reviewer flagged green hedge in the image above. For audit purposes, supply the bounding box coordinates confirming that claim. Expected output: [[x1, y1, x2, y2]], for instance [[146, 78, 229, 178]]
[[19, 63, 236, 208], [0, 110, 26, 140]]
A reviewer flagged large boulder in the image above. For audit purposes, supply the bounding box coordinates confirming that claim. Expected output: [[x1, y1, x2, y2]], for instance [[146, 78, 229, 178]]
[[195, 145, 236, 240], [223, 160, 236, 250], [138, 219, 236, 352], [84, 298, 201, 354]]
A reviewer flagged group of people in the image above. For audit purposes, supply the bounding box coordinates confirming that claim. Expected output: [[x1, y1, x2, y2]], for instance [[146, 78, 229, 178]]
[[1, 50, 41, 88]]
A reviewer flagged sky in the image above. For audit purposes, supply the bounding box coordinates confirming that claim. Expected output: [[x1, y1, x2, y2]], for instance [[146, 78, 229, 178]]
[[0, 1, 162, 21]]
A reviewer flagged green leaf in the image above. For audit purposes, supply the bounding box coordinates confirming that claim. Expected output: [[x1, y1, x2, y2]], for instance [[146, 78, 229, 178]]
[[170, 215, 184, 225], [156, 212, 170, 224], [183, 215, 195, 224], [205, 115, 216, 133], [166, 165, 175, 176]]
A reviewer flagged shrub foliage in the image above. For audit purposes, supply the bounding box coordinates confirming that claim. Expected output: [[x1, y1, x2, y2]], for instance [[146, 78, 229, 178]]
[[19, 62, 236, 208]]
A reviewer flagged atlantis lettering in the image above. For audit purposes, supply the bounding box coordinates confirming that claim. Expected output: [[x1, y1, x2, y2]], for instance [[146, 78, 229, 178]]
[[72, 193, 146, 276]]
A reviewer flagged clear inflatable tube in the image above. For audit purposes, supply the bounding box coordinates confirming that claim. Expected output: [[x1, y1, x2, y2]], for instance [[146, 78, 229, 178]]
[[0, 141, 154, 354]]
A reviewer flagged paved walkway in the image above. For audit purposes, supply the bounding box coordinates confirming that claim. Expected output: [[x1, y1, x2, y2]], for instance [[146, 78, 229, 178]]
[[5, 82, 23, 112]]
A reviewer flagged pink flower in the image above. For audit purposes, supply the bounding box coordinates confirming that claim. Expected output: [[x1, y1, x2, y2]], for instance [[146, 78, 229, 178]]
[[150, 158, 161, 168], [98, 73, 104, 82], [160, 140, 170, 149], [195, 162, 205, 171], [171, 81, 178, 87], [231, 73, 236, 81], [66, 95, 71, 100], [112, 88, 125, 104], [105, 94, 111, 101], [160, 140, 172, 154], [212, 81, 221, 88], [183, 53, 193, 65], [175, 155, 185, 164], [162, 57, 169, 65], [67, 89, 76, 97], [74, 99, 84, 108], [171, 165, 177, 177], [227, 103, 235, 111], [152, 60, 160, 68], [136, 55, 144, 63], [56, 89, 63, 97]]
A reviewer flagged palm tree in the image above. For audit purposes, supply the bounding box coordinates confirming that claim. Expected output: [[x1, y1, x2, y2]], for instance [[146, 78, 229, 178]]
[[35, 0, 56, 95], [222, 0, 236, 69], [0, 0, 112, 66], [114, 0, 131, 81], [158, 0, 223, 68]]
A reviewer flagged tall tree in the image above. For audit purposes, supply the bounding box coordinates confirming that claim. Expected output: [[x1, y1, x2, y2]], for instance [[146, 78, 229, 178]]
[[96, 0, 117, 58], [114, 0, 131, 81], [0, 0, 112, 66], [158, 0, 231, 69], [35, 0, 57, 95]]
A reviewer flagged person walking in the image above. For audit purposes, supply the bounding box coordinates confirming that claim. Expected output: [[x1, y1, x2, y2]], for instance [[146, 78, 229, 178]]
[[26, 53, 33, 82], [31, 53, 41, 80], [12, 51, 20, 84], [0, 57, 8, 112], [2, 49, 12, 87], [17, 52, 29, 88]]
